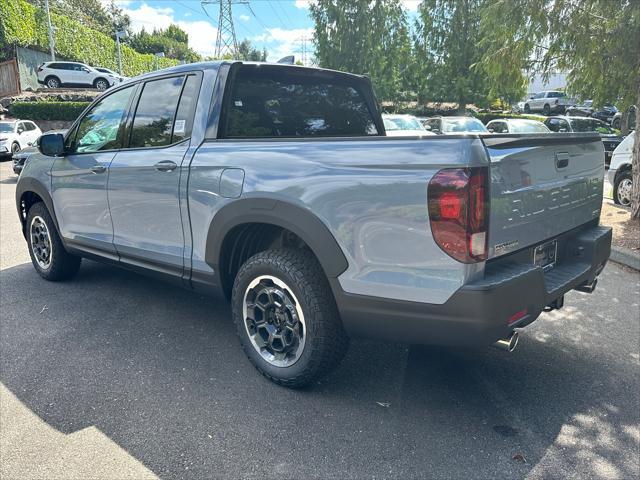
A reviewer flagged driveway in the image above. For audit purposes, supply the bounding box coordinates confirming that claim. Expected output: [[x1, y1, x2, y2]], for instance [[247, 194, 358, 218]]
[[1, 160, 638, 479]]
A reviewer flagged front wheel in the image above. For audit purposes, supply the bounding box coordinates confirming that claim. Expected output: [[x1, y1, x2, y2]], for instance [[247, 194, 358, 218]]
[[232, 248, 349, 387], [94, 78, 109, 90], [26, 202, 81, 281], [543, 104, 551, 116], [613, 172, 632, 206], [524, 104, 531, 114], [11, 142, 20, 156]]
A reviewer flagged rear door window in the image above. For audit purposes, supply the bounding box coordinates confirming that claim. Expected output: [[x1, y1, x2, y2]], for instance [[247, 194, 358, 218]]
[[222, 67, 379, 138], [129, 76, 184, 148]]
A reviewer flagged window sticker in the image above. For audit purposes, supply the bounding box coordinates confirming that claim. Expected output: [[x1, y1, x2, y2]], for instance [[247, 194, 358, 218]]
[[174, 119, 186, 134], [234, 100, 243, 107]]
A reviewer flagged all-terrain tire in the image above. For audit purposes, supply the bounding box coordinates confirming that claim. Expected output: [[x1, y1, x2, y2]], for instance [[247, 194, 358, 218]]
[[26, 202, 81, 281], [232, 248, 349, 387]]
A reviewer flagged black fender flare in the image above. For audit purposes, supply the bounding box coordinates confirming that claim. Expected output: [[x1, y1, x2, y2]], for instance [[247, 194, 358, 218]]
[[205, 196, 349, 283], [15, 176, 59, 238]]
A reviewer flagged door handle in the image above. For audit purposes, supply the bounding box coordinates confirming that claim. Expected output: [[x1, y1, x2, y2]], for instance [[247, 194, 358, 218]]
[[90, 165, 106, 174], [154, 160, 177, 172]]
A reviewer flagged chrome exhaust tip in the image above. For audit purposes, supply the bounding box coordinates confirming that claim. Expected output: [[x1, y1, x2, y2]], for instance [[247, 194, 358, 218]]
[[493, 331, 519, 352]]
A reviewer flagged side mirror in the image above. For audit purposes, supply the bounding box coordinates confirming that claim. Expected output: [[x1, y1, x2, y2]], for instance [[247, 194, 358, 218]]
[[529, 96, 535, 100], [423, 124, 432, 131], [38, 133, 65, 156], [487, 128, 495, 133]]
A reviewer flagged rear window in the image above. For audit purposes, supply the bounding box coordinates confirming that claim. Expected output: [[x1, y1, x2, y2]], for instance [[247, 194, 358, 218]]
[[222, 67, 379, 138], [442, 118, 487, 133], [570, 119, 614, 134], [547, 92, 565, 98]]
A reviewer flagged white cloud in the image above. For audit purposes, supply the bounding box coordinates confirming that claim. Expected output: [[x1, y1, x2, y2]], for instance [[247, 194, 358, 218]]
[[294, 0, 315, 9], [239, 14, 250, 21], [255, 27, 314, 62], [121, 3, 218, 58]]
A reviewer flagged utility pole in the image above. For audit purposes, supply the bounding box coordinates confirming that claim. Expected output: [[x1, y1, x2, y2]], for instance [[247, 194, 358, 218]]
[[115, 30, 126, 75], [44, 0, 55, 61], [202, 0, 248, 59]]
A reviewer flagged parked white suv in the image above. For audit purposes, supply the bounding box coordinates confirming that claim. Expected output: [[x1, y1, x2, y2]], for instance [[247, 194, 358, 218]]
[[0, 120, 42, 158], [607, 131, 635, 206], [37, 62, 116, 90], [524, 91, 574, 115]]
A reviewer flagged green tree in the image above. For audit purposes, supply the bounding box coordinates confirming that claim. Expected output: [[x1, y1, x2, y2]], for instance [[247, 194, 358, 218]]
[[128, 25, 200, 63], [413, 0, 494, 112], [236, 39, 267, 61], [29, 0, 128, 37], [478, 0, 640, 217], [309, 0, 413, 102]]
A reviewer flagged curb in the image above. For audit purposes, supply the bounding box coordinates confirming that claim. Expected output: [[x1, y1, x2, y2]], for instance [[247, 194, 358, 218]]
[[610, 246, 640, 271]]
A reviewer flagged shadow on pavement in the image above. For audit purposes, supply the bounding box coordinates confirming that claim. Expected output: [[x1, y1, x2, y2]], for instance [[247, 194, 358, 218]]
[[1, 260, 637, 479]]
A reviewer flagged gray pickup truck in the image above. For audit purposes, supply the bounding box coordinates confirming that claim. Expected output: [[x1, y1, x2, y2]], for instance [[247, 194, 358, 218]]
[[16, 61, 611, 387]]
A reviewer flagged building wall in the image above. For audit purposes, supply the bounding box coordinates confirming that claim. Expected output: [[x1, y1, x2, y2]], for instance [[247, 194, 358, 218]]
[[16, 46, 69, 91], [525, 72, 568, 98]]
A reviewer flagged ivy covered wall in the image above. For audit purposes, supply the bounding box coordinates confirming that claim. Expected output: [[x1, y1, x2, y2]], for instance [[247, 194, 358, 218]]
[[0, 0, 179, 76]]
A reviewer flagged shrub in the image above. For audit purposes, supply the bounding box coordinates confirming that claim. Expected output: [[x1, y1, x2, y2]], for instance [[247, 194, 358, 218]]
[[472, 112, 547, 125], [0, 0, 179, 76], [9, 101, 90, 121]]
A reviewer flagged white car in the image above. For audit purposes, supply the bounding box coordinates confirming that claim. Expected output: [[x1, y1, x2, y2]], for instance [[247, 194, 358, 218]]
[[486, 118, 550, 133], [0, 120, 42, 158], [607, 131, 634, 206], [383, 114, 436, 137], [523, 91, 575, 115], [36, 61, 117, 90]]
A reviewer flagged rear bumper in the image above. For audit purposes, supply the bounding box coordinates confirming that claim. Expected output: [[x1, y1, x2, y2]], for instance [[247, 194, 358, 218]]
[[335, 225, 611, 346]]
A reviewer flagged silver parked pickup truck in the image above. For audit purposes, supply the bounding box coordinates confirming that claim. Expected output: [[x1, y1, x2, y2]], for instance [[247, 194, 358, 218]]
[[16, 61, 611, 387]]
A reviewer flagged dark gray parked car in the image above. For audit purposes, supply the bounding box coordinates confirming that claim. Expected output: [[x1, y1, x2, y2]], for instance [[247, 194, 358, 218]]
[[544, 116, 623, 165], [16, 61, 611, 386]]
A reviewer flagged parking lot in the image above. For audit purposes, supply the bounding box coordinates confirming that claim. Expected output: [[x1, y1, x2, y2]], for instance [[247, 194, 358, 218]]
[[0, 159, 638, 479]]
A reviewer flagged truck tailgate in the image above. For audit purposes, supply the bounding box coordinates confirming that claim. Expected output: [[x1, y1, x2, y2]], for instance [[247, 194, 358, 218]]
[[483, 134, 604, 258]]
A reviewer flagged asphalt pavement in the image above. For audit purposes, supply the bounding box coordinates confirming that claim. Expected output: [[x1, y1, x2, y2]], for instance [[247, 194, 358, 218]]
[[1, 160, 639, 479]]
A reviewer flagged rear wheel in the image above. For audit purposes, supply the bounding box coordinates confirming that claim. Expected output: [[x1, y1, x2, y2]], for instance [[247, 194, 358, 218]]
[[26, 202, 81, 281], [612, 116, 621, 130], [613, 172, 632, 206], [232, 248, 349, 387], [45, 76, 60, 88]]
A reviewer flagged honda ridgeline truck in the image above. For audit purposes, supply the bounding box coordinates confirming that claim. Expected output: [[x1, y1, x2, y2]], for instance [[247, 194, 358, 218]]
[[16, 62, 612, 386]]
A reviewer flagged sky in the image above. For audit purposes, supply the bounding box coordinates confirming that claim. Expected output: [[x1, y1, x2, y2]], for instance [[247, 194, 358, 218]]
[[108, 0, 422, 62]]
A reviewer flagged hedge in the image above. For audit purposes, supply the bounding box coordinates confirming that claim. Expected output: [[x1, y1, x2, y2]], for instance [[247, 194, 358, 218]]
[[9, 101, 90, 121], [0, 0, 179, 76], [472, 112, 547, 125]]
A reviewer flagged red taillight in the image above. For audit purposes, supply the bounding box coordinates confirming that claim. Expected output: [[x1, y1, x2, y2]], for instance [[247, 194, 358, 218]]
[[428, 167, 489, 263]]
